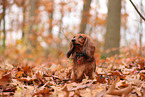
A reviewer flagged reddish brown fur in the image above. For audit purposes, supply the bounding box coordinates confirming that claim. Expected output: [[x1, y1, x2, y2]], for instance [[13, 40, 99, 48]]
[[67, 34, 96, 82]]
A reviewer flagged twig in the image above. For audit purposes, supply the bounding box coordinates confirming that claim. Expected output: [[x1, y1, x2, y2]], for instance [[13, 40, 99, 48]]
[[102, 69, 112, 80], [52, 28, 70, 41], [129, 0, 145, 21], [60, 28, 70, 41]]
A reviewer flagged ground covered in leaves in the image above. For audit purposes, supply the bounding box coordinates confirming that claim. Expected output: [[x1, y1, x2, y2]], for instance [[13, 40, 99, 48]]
[[0, 55, 145, 97]]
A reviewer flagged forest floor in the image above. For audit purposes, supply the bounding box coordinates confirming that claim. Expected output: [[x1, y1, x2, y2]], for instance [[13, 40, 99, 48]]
[[0, 49, 145, 97]]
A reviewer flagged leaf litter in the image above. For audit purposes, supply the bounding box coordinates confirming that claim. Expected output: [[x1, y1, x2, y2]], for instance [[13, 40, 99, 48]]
[[0, 55, 145, 97]]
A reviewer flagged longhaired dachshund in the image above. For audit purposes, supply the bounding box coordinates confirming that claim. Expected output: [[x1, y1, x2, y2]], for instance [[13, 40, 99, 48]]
[[67, 34, 96, 82]]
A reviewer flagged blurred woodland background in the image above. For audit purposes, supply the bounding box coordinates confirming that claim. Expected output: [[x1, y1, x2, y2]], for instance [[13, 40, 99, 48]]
[[0, 0, 145, 64]]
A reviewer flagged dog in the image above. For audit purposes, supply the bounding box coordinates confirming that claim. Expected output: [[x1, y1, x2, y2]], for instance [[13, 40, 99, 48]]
[[67, 34, 96, 82]]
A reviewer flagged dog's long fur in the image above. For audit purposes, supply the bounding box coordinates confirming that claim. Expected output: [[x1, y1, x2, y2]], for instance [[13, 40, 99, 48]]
[[67, 34, 96, 82]]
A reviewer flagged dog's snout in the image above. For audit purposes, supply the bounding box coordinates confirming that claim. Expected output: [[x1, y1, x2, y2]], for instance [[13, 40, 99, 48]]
[[72, 39, 76, 42]]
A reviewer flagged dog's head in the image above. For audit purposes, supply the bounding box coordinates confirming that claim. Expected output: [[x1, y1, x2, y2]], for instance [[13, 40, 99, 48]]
[[71, 34, 86, 46], [67, 34, 95, 58]]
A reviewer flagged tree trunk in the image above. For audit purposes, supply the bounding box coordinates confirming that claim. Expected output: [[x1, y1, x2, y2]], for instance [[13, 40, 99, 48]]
[[0, 18, 1, 47], [48, 0, 54, 36], [48, 12, 53, 35], [29, 0, 36, 34], [22, 7, 26, 39], [58, 12, 64, 37], [139, 0, 143, 56], [58, 2, 65, 38], [79, 0, 92, 34], [103, 0, 121, 57], [2, 1, 6, 49], [29, 0, 37, 48]]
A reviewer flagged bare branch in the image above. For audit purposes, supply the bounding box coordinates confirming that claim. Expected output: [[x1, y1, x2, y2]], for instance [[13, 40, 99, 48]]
[[129, 0, 145, 21]]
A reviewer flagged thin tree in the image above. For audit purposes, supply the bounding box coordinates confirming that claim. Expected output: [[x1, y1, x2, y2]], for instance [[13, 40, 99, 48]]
[[139, 0, 143, 56], [58, 1, 65, 38], [79, 0, 92, 34], [103, 0, 121, 57], [22, 4, 26, 39], [0, 14, 2, 47], [14, 0, 27, 40], [48, 0, 54, 36], [2, 0, 6, 48], [29, 0, 39, 48], [29, 0, 36, 34]]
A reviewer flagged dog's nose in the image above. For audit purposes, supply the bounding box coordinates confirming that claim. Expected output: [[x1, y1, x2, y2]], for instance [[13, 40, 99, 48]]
[[72, 39, 76, 42]]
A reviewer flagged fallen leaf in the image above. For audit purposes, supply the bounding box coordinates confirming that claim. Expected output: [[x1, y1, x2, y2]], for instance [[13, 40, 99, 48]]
[[0, 73, 11, 86], [106, 77, 134, 96], [33, 87, 50, 97]]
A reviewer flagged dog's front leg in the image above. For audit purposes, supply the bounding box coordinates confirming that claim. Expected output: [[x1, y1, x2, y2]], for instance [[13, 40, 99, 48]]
[[71, 69, 75, 82], [67, 46, 75, 58]]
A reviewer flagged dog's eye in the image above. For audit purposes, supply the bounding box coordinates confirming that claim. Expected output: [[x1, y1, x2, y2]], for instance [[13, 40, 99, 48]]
[[79, 36, 83, 39], [73, 36, 75, 38]]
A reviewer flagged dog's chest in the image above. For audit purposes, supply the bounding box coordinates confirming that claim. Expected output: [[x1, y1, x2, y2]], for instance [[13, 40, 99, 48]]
[[74, 45, 82, 53], [73, 45, 84, 65], [73, 53, 84, 65], [76, 56, 83, 64]]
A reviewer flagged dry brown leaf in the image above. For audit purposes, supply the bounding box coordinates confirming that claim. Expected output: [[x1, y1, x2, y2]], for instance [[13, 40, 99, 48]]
[[107, 85, 134, 96], [62, 85, 70, 97], [0, 92, 15, 96], [16, 77, 37, 85], [0, 73, 11, 86], [95, 89, 106, 97], [3, 86, 17, 92], [141, 84, 145, 97], [96, 75, 107, 84], [0, 69, 5, 79], [15, 71, 24, 78], [106, 77, 134, 96], [32, 87, 50, 97], [140, 73, 145, 81], [71, 90, 81, 97], [109, 71, 125, 80]]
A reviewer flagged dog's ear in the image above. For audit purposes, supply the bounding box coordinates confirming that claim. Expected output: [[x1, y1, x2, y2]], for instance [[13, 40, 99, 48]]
[[67, 41, 74, 58], [82, 36, 95, 57]]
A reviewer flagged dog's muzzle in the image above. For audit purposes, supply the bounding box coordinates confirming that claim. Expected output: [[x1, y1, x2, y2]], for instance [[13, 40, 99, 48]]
[[72, 39, 76, 42]]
